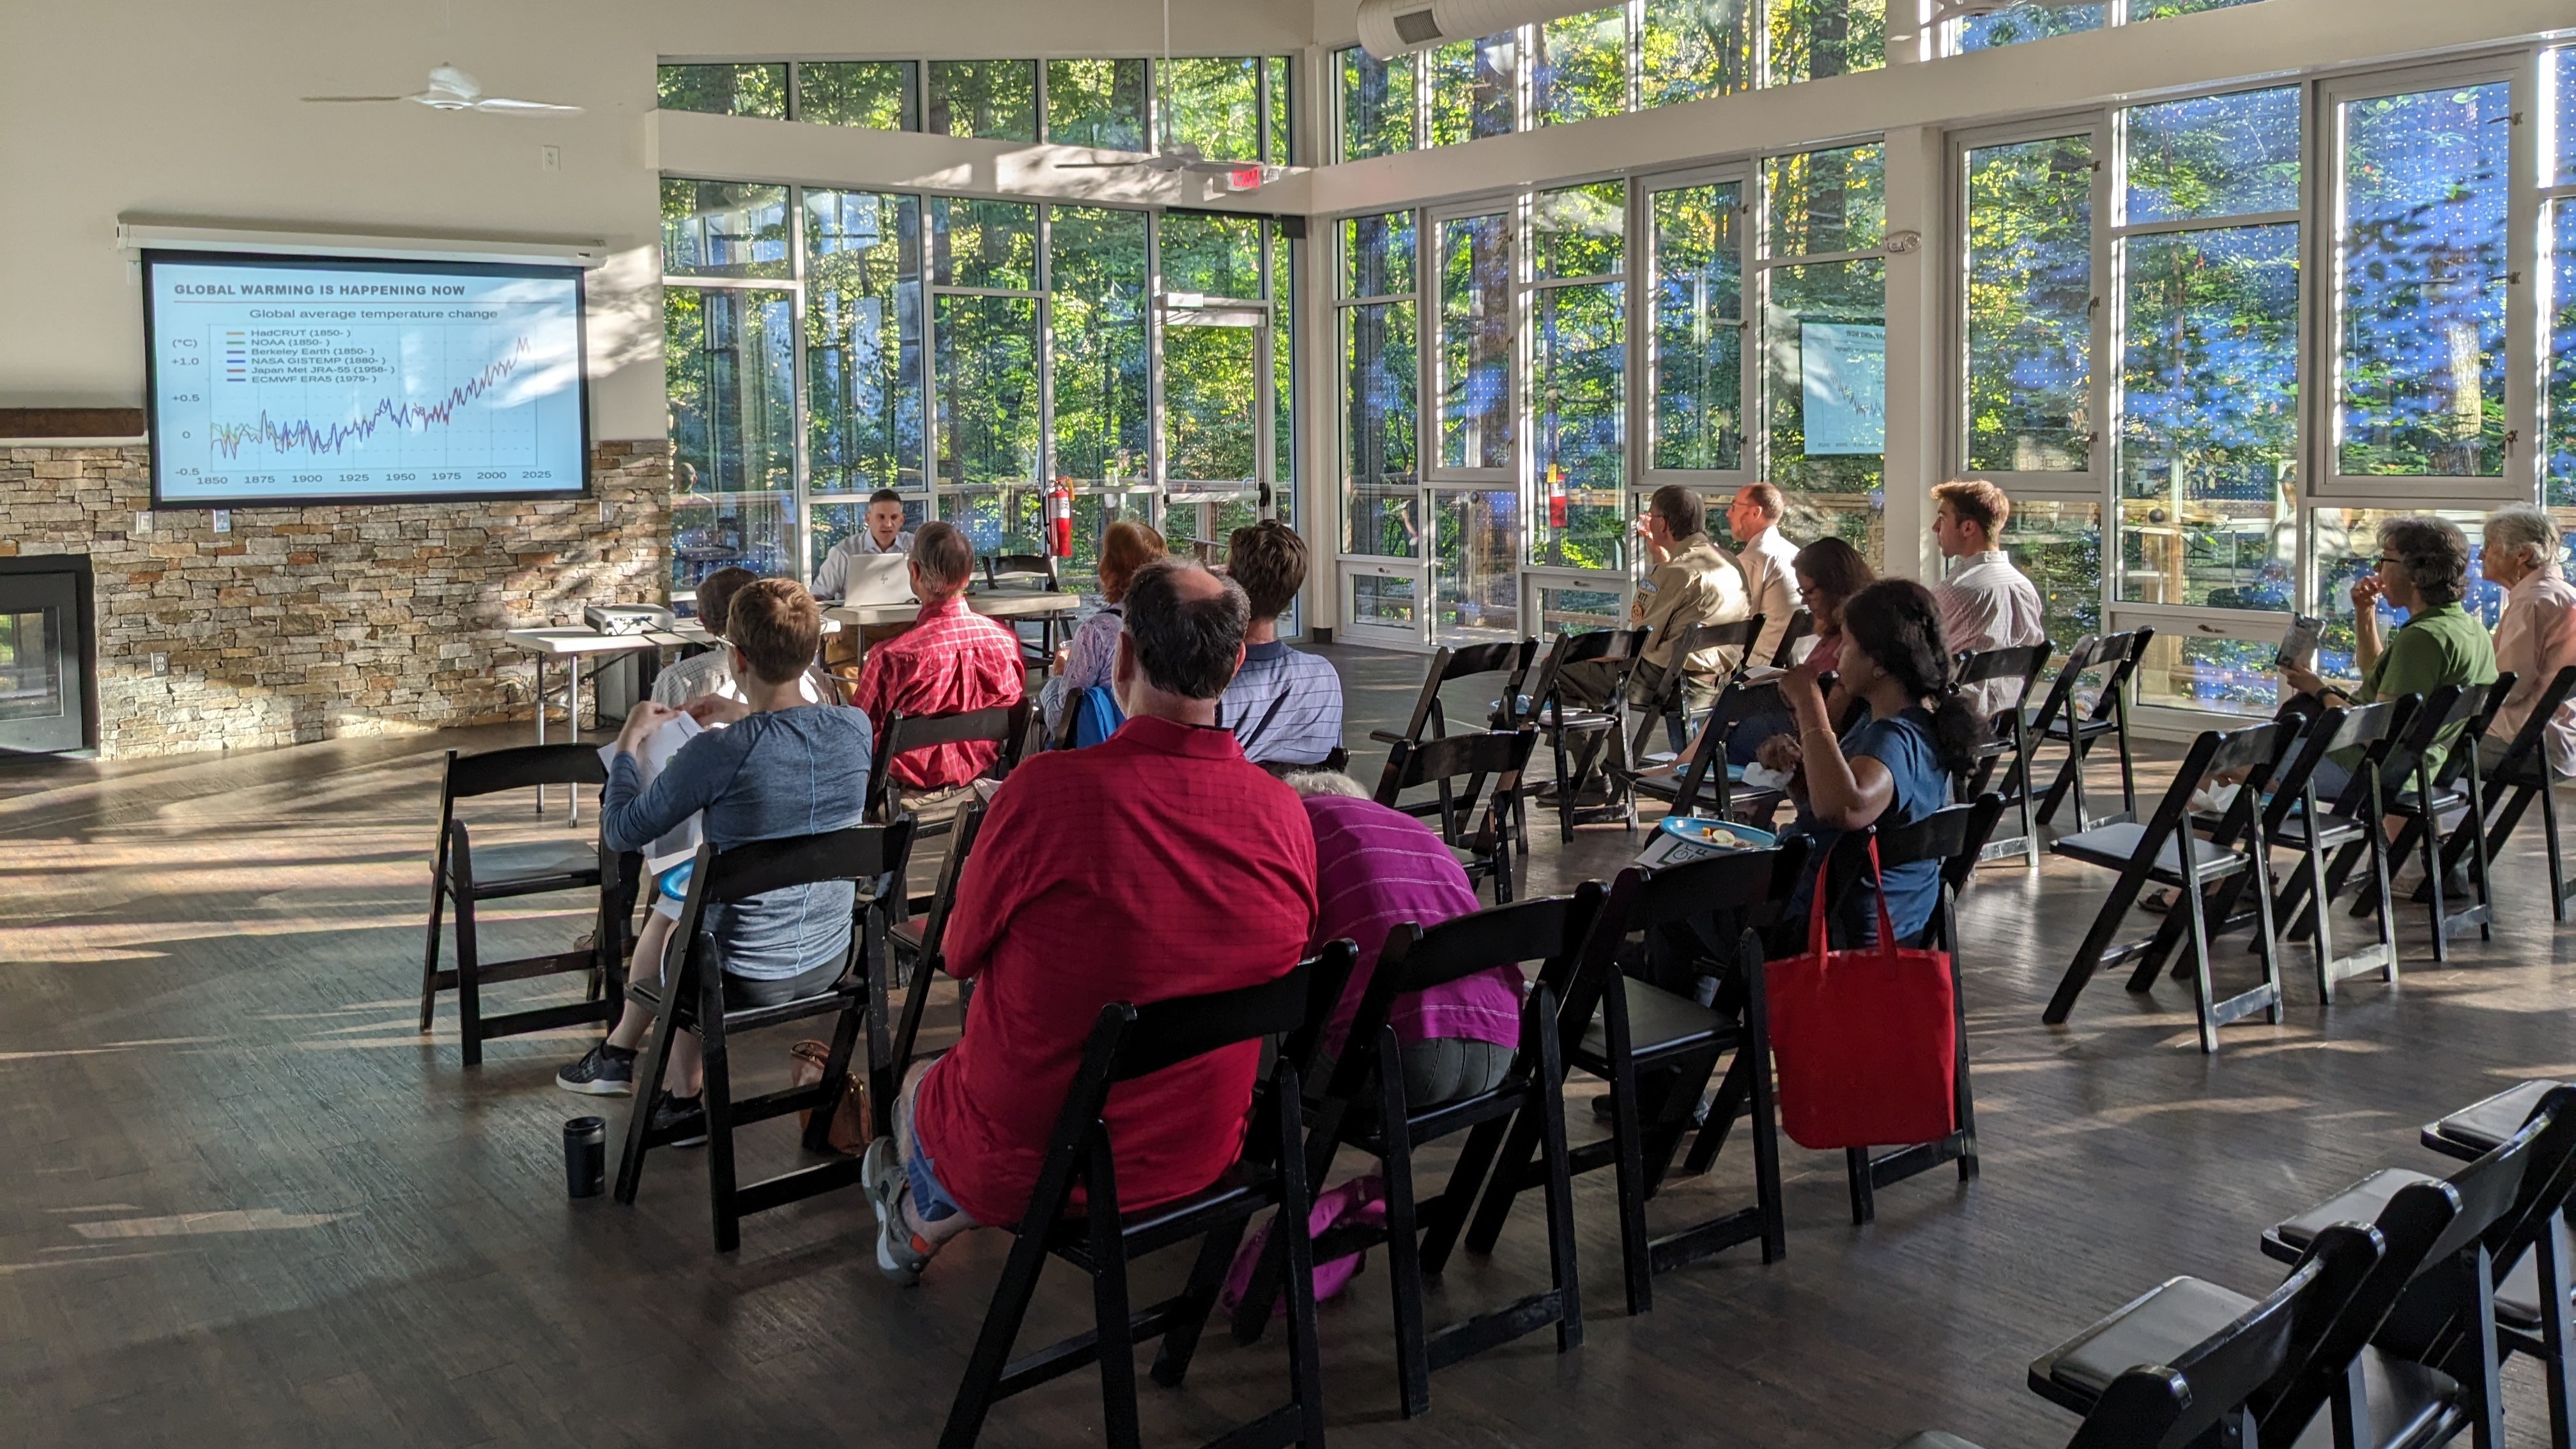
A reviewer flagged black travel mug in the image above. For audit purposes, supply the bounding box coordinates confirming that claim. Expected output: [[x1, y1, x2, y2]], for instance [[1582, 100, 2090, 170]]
[[564, 1116, 606, 1199]]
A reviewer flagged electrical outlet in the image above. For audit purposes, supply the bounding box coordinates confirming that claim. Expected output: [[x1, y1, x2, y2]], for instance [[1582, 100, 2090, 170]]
[[542, 144, 562, 172], [598, 498, 612, 523], [151, 653, 169, 677], [134, 510, 152, 535], [211, 509, 232, 534]]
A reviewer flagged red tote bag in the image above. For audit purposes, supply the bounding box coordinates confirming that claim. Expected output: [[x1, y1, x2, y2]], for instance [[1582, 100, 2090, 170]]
[[1768, 839, 1958, 1151]]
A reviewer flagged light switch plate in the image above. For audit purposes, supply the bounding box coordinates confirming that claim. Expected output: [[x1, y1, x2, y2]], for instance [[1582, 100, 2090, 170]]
[[134, 510, 152, 535]]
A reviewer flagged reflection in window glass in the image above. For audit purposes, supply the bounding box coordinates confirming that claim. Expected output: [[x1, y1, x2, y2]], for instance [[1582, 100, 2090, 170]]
[[667, 287, 795, 590], [804, 190, 923, 498], [2556, 49, 2576, 188], [661, 178, 790, 280], [2004, 501, 2104, 656], [1342, 211, 1416, 298], [1352, 572, 1420, 628], [1767, 144, 1885, 256], [1048, 207, 1149, 516], [2117, 225, 2299, 611], [1533, 181, 1625, 279], [1047, 59, 1147, 150], [1167, 57, 1262, 160], [2124, 88, 2300, 226], [929, 197, 1038, 290], [1642, 0, 1756, 107], [1653, 183, 1745, 471], [935, 293, 1042, 544], [926, 59, 1037, 141], [1965, 135, 2092, 473], [1436, 491, 1522, 641], [657, 63, 788, 118], [799, 61, 916, 129], [1767, 0, 1886, 84], [1441, 214, 1514, 470], [1535, 9, 1630, 126], [2549, 201, 2576, 507], [1342, 302, 1418, 557], [1956, 3, 2103, 52], [1340, 47, 1418, 160], [1529, 282, 1625, 570], [1162, 213, 1262, 300], [2133, 633, 2281, 714], [1165, 325, 1259, 484], [1766, 259, 1885, 514], [1537, 583, 1628, 638], [1428, 34, 1519, 146], [2338, 82, 2510, 478]]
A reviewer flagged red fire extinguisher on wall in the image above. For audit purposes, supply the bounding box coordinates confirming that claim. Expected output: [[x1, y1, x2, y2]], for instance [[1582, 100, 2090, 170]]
[[1545, 463, 1568, 530], [1047, 477, 1073, 559]]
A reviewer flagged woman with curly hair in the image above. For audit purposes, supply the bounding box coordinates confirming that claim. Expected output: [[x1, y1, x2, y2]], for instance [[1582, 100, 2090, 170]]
[[2281, 516, 2496, 799]]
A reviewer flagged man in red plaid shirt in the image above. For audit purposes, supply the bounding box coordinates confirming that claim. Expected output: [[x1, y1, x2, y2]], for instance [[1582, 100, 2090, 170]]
[[848, 521, 1026, 814]]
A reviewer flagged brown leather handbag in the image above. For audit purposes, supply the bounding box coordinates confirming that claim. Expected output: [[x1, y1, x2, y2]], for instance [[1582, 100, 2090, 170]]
[[786, 1039, 872, 1155]]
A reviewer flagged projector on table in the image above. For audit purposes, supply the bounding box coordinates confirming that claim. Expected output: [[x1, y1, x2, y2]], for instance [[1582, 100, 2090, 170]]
[[584, 604, 675, 636]]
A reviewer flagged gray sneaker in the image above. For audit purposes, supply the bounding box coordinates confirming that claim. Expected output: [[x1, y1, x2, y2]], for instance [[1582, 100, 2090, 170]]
[[863, 1137, 933, 1285]]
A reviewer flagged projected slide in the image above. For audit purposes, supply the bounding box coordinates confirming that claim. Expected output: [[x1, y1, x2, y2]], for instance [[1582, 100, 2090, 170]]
[[144, 253, 588, 507], [1799, 321, 1887, 457]]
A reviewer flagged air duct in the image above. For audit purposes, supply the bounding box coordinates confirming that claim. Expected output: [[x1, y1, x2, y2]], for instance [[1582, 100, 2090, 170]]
[[1354, 0, 1620, 59]]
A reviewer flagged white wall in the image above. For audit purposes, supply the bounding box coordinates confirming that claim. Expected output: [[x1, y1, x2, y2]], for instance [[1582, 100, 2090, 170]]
[[0, 0, 1314, 438]]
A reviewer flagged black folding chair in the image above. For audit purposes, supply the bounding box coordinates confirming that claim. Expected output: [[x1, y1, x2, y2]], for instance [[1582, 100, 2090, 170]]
[[418, 744, 634, 1067], [2042, 722, 2286, 1053], [1629, 616, 1763, 764], [1464, 845, 1807, 1315], [935, 944, 1357, 1449], [2257, 1085, 2576, 1449], [2032, 628, 2154, 834], [2459, 664, 2576, 923], [2217, 699, 2409, 1004], [1901, 1226, 2381, 1449], [1816, 796, 2008, 1225], [1525, 627, 1650, 841], [866, 700, 1034, 842], [1769, 609, 1814, 670], [983, 552, 1064, 670], [2344, 678, 2506, 963], [1369, 638, 1539, 841], [877, 799, 988, 1135], [613, 822, 914, 1251], [1625, 678, 1788, 825], [1373, 726, 1537, 903], [1233, 891, 1604, 1420], [1955, 641, 2054, 866]]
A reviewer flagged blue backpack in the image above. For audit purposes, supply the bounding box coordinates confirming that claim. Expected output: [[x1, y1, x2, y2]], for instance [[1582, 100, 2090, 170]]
[[1068, 685, 1125, 749]]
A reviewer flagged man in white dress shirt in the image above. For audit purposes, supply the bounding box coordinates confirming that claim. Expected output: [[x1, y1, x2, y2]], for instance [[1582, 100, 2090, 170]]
[[812, 489, 918, 599], [1726, 483, 1804, 668], [1929, 479, 2046, 719]]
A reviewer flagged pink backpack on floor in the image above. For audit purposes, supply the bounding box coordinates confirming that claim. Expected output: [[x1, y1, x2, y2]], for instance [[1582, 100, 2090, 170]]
[[1221, 1174, 1387, 1321]]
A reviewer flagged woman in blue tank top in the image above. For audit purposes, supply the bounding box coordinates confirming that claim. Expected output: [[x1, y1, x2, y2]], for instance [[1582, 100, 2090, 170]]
[[1759, 579, 1985, 946]]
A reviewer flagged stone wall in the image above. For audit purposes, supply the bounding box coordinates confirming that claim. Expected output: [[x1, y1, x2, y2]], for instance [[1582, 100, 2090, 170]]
[[0, 440, 670, 759]]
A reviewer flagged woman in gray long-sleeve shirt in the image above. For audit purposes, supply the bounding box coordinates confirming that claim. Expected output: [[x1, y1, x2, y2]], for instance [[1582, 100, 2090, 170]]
[[556, 580, 873, 1142]]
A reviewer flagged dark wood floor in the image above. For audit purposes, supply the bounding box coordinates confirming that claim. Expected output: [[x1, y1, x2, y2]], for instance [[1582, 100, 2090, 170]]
[[7, 644, 2576, 1446]]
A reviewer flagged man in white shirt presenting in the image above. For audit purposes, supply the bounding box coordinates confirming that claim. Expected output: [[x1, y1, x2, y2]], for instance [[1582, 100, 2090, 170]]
[[1726, 483, 1804, 668], [812, 489, 918, 600], [1929, 479, 2046, 719]]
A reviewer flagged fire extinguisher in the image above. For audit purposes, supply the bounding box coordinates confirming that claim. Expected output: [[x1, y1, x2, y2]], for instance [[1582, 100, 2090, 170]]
[[1545, 463, 1568, 530], [1047, 477, 1073, 559]]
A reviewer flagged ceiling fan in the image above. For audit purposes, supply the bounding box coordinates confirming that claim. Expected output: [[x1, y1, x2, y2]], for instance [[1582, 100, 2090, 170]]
[[1053, 0, 1278, 190], [303, 64, 581, 116]]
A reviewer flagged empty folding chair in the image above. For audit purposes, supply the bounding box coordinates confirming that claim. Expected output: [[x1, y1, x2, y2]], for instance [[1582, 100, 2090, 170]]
[[613, 822, 914, 1252], [1524, 626, 1652, 841], [935, 944, 1356, 1449], [982, 552, 1064, 670], [1374, 726, 1538, 903], [2032, 628, 2154, 834], [418, 743, 634, 1067], [1462, 844, 1807, 1315], [1625, 678, 1788, 825], [2343, 680, 2506, 963], [2226, 700, 2410, 1004], [2041, 722, 2286, 1053], [2457, 664, 2576, 923], [1954, 642, 2053, 866], [1629, 616, 1763, 763]]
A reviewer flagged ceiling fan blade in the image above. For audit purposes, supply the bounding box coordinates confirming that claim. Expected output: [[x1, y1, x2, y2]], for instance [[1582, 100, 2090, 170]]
[[302, 95, 406, 103], [471, 97, 583, 115]]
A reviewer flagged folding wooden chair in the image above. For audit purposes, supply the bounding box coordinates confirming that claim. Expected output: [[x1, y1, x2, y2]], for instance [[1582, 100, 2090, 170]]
[[1954, 641, 2055, 866], [935, 944, 1356, 1449], [2041, 721, 2286, 1053], [1232, 891, 1604, 1419], [1629, 616, 1764, 763], [983, 552, 1064, 670], [2457, 664, 2576, 923], [614, 822, 914, 1252], [866, 699, 1034, 843], [1768, 609, 1813, 670], [1815, 795, 2007, 1225], [2213, 699, 2410, 1004], [418, 743, 634, 1067], [1374, 726, 1537, 903], [1625, 678, 1788, 825], [1524, 626, 1650, 841], [1368, 640, 1536, 831], [2343, 679, 2506, 963], [2032, 628, 2153, 834], [877, 799, 988, 1135], [1462, 844, 1807, 1315]]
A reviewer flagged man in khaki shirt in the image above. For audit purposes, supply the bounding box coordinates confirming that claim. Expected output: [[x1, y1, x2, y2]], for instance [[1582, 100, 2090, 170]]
[[1561, 485, 1751, 752]]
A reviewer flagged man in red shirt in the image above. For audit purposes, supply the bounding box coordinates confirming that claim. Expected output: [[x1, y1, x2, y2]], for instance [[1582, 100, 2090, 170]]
[[847, 521, 1027, 815], [864, 560, 1319, 1283]]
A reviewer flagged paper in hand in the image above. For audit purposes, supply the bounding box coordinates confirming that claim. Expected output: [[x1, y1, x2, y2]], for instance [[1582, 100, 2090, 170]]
[[600, 714, 707, 873]]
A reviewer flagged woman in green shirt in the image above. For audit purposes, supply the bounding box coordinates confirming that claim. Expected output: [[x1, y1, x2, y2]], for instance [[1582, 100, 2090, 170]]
[[2281, 515, 2497, 799]]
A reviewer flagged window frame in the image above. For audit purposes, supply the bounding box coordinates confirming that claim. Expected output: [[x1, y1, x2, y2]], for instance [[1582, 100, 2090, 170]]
[[1637, 160, 1758, 495]]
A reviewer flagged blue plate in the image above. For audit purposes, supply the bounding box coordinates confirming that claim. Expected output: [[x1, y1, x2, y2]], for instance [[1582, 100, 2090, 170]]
[[1657, 816, 1776, 852]]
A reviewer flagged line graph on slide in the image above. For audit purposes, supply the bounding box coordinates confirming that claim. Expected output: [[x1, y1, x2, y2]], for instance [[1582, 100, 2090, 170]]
[[206, 335, 534, 461], [197, 325, 544, 471]]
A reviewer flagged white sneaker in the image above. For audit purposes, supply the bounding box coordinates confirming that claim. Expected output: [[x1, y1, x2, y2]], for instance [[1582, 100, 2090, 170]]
[[862, 1137, 931, 1286]]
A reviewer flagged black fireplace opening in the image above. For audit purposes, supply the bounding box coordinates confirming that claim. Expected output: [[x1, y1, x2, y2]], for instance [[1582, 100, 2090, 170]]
[[0, 555, 98, 758]]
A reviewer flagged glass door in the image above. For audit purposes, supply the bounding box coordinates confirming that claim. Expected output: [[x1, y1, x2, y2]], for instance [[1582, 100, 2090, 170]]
[[1160, 305, 1272, 553], [1333, 210, 1429, 649]]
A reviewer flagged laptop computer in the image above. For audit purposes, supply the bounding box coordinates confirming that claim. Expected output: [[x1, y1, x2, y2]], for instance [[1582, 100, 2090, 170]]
[[843, 553, 915, 606]]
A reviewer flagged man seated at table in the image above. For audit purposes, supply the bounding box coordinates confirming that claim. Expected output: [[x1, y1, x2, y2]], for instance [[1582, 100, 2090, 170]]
[[654, 565, 836, 708], [862, 559, 1317, 1284], [1928, 479, 2045, 719], [812, 489, 917, 601], [847, 521, 1026, 818], [1216, 521, 1345, 767]]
